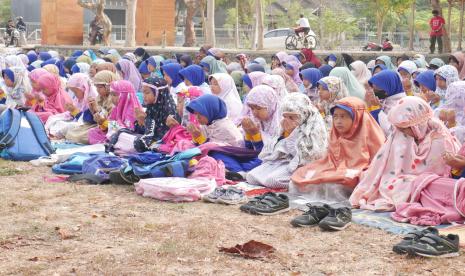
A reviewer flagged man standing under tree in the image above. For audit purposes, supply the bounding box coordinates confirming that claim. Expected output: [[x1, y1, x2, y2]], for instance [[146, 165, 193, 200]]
[[429, 10, 445, 54]]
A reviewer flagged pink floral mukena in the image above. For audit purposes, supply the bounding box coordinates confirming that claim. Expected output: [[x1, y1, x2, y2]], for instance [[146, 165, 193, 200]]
[[350, 96, 460, 211]]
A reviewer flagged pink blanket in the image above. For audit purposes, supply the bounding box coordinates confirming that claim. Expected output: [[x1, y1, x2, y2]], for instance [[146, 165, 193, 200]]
[[392, 173, 465, 226], [135, 177, 216, 202], [189, 156, 226, 185]]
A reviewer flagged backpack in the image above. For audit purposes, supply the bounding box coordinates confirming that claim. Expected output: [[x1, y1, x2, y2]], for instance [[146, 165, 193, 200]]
[[0, 108, 54, 161], [52, 152, 106, 175], [81, 154, 126, 180]]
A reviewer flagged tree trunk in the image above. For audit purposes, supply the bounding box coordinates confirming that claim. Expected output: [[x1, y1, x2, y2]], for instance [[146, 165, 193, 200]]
[[447, 0, 452, 35], [256, 0, 264, 50], [205, 0, 215, 46], [235, 0, 239, 49], [183, 0, 197, 47], [408, 1, 415, 51], [431, 0, 451, 53], [125, 0, 137, 47], [376, 15, 385, 43], [458, 0, 465, 50]]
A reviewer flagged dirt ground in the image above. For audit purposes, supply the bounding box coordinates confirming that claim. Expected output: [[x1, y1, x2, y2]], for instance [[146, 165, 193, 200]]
[[0, 160, 464, 276]]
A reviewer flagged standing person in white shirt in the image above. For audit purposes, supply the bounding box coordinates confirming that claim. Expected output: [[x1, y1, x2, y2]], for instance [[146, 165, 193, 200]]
[[295, 14, 310, 38]]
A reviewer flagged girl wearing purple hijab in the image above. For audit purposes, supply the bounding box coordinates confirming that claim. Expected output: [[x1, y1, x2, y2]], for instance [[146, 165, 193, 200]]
[[116, 59, 143, 92]]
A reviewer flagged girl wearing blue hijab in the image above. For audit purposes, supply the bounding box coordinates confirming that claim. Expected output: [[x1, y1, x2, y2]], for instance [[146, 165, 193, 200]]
[[367, 70, 406, 135], [300, 68, 323, 102], [318, 64, 333, 77], [138, 61, 151, 80], [185, 94, 243, 148], [179, 54, 193, 68], [179, 65, 211, 94], [27, 51, 38, 64], [414, 70, 440, 108], [39, 52, 52, 61], [71, 50, 84, 58], [372, 64, 387, 75], [161, 63, 187, 101], [146, 56, 165, 78]]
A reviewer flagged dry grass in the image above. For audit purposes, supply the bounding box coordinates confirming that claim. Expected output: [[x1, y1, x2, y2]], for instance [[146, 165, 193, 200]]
[[0, 160, 464, 275]]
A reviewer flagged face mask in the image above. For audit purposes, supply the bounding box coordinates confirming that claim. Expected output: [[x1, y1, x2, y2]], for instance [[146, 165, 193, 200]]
[[374, 89, 388, 100], [328, 61, 336, 67]]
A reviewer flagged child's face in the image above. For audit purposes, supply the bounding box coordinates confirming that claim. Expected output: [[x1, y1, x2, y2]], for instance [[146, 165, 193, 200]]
[[285, 68, 294, 77], [142, 85, 157, 105], [180, 61, 187, 67], [436, 75, 447, 89], [96, 84, 109, 98], [248, 103, 269, 121], [194, 112, 209, 125], [375, 60, 385, 66], [319, 86, 331, 101], [419, 84, 429, 94], [398, 126, 415, 138], [163, 72, 173, 85], [184, 79, 193, 86], [110, 91, 120, 105], [209, 78, 221, 95], [4, 75, 14, 88], [42, 87, 53, 97], [30, 79, 40, 90], [89, 65, 97, 78], [303, 79, 311, 88], [332, 107, 353, 135], [147, 63, 156, 73], [373, 67, 383, 75], [68, 87, 84, 100], [399, 70, 411, 80], [141, 73, 150, 80]]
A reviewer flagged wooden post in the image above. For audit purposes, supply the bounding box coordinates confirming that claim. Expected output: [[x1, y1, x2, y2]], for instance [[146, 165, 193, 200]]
[[256, 0, 264, 50], [408, 1, 415, 51], [235, 0, 239, 49], [458, 0, 465, 50]]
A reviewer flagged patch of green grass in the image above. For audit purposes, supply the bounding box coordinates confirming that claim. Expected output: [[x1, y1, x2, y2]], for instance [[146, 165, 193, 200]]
[[0, 167, 25, 176]]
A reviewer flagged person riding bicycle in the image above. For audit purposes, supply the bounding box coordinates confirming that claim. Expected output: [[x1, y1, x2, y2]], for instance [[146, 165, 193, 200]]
[[294, 14, 310, 38]]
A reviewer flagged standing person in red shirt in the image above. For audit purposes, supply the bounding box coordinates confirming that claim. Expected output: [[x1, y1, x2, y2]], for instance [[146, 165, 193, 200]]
[[429, 10, 445, 54]]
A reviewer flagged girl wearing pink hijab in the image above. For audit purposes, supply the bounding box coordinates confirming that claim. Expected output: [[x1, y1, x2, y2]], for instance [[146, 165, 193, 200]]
[[350, 96, 460, 212], [26, 68, 48, 107], [32, 72, 72, 123], [116, 59, 142, 92], [106, 80, 142, 135]]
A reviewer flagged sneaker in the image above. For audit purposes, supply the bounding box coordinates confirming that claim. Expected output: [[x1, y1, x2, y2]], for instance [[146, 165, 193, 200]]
[[407, 233, 460, 258], [243, 193, 290, 216], [239, 192, 270, 213], [217, 187, 247, 205], [393, 227, 439, 255], [225, 171, 245, 181], [290, 204, 330, 227], [318, 207, 352, 231], [202, 187, 226, 203]]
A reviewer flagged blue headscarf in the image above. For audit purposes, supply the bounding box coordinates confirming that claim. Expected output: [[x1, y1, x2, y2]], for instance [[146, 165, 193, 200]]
[[318, 64, 333, 77], [368, 70, 404, 97], [161, 59, 178, 67], [330, 104, 354, 119], [39, 52, 52, 61], [27, 51, 38, 64], [300, 68, 323, 87], [371, 64, 387, 75], [179, 65, 206, 86], [325, 54, 337, 63], [41, 58, 66, 78], [161, 63, 183, 87], [199, 62, 210, 72], [71, 50, 84, 58], [414, 70, 436, 92], [2, 69, 14, 82], [186, 94, 227, 125], [64, 58, 77, 73], [242, 75, 253, 89], [138, 61, 150, 75], [246, 63, 265, 73], [146, 56, 164, 78]]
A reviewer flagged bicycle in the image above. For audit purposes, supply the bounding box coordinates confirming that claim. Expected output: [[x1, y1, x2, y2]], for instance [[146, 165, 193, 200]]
[[285, 32, 317, 50]]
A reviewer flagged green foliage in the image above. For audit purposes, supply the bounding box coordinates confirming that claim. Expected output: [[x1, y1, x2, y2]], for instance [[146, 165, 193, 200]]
[[310, 9, 360, 50], [0, 0, 11, 24]]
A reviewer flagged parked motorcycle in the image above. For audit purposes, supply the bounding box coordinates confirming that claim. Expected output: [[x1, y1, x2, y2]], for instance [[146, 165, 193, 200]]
[[4, 28, 20, 47], [362, 40, 393, 52]]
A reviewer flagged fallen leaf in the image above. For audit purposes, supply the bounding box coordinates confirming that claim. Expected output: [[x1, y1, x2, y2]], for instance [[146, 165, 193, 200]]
[[91, 214, 98, 218], [290, 272, 301, 276], [219, 240, 275, 259], [28, 256, 38, 261], [9, 202, 17, 207], [57, 228, 76, 240]]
